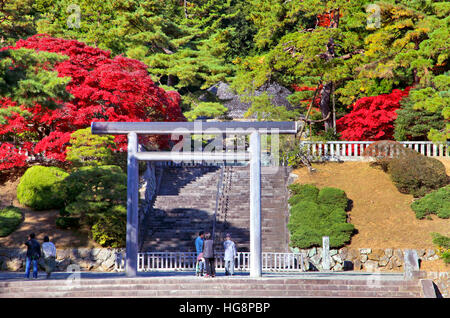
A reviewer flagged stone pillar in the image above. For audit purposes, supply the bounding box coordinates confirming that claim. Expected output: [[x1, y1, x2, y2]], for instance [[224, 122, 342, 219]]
[[404, 249, 420, 280], [250, 131, 262, 278], [322, 236, 331, 271], [126, 132, 139, 277]]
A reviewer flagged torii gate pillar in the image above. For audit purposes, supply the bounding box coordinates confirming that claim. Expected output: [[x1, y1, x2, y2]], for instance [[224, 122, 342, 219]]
[[249, 131, 262, 277]]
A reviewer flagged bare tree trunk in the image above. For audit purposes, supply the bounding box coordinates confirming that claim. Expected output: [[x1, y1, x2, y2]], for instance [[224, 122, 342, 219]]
[[319, 81, 334, 131]]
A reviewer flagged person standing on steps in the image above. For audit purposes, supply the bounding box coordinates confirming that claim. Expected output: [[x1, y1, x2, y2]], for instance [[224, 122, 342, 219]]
[[223, 233, 236, 276], [195, 231, 205, 276], [24, 233, 41, 279], [202, 232, 215, 278], [41, 236, 56, 279]]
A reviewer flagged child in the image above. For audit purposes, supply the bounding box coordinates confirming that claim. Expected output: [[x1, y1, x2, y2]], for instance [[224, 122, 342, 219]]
[[196, 252, 205, 277]]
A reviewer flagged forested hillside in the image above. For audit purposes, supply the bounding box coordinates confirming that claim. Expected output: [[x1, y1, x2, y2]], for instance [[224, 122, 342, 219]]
[[1, 0, 448, 139]]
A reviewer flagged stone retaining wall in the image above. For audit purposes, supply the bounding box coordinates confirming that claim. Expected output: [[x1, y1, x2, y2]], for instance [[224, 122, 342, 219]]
[[0, 247, 444, 273], [292, 247, 441, 272], [0, 248, 125, 272]]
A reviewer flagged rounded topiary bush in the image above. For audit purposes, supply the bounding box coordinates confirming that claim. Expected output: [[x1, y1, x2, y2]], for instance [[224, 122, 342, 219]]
[[17, 166, 69, 210], [411, 186, 450, 219], [387, 150, 448, 197], [317, 187, 348, 210], [0, 206, 23, 237]]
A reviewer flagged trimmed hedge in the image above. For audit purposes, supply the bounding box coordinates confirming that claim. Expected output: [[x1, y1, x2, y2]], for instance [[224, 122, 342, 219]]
[[288, 184, 319, 206], [411, 186, 450, 219], [0, 206, 23, 237], [287, 184, 354, 249], [17, 166, 69, 210], [318, 187, 348, 210]]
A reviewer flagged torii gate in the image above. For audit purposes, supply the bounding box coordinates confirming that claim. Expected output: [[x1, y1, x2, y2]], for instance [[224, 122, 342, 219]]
[[91, 121, 299, 277]]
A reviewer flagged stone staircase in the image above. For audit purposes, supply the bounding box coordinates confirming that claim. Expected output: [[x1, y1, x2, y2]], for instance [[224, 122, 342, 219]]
[[141, 165, 291, 253], [0, 275, 427, 298]]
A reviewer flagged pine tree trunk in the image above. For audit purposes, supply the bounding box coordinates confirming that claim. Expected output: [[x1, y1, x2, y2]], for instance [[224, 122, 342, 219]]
[[318, 9, 340, 131], [319, 81, 334, 130], [167, 74, 175, 87]]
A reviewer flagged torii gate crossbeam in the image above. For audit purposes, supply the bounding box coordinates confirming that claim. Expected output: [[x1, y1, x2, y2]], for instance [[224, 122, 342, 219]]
[[91, 121, 298, 278]]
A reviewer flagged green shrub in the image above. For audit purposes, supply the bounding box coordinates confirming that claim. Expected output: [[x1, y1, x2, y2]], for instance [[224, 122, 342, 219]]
[[91, 206, 126, 248], [431, 233, 450, 264], [387, 150, 448, 197], [287, 197, 354, 249], [17, 166, 69, 210], [411, 186, 450, 219], [288, 184, 319, 205], [66, 128, 116, 167], [55, 216, 80, 229], [317, 187, 348, 210], [60, 165, 127, 247], [0, 206, 23, 237]]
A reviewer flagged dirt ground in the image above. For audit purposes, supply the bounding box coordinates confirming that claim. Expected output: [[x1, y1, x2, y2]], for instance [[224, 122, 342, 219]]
[[0, 178, 99, 248], [292, 159, 450, 272]]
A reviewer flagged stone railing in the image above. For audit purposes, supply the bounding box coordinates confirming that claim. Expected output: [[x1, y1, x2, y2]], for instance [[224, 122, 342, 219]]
[[299, 141, 450, 162], [136, 252, 304, 272]]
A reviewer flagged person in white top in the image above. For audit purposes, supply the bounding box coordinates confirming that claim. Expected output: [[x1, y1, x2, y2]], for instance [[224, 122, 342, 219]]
[[223, 233, 237, 276], [41, 236, 56, 279]]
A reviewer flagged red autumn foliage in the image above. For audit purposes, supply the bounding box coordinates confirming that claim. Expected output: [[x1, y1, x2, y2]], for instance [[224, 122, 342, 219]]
[[336, 88, 411, 141], [0, 143, 28, 170], [0, 35, 184, 169]]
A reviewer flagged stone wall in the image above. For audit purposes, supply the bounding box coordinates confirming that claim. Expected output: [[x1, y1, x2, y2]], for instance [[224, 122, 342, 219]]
[[424, 272, 449, 298], [0, 248, 125, 272], [291, 247, 441, 272], [1, 247, 444, 274]]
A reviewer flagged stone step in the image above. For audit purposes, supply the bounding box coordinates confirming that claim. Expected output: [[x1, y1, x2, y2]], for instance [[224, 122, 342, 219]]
[[143, 166, 290, 253], [0, 277, 423, 298]]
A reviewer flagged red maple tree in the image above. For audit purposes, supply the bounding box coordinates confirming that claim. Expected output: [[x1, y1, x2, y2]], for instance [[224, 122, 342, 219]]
[[0, 35, 184, 169], [336, 88, 411, 141]]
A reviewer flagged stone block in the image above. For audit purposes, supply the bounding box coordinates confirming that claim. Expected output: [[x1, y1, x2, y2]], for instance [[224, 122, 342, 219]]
[[332, 254, 343, 263], [360, 254, 368, 263], [384, 248, 393, 258], [353, 260, 362, 270], [346, 249, 360, 261], [332, 262, 343, 271], [359, 248, 372, 254], [308, 248, 317, 258], [6, 259, 23, 271], [310, 253, 322, 266], [378, 255, 390, 267], [368, 249, 384, 261], [56, 249, 70, 260], [425, 249, 436, 260], [364, 260, 379, 272], [338, 247, 348, 259]]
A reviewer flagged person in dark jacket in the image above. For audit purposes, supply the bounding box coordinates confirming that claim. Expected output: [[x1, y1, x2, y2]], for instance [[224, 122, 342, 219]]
[[202, 232, 215, 278], [24, 233, 41, 279]]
